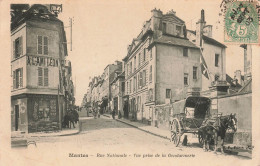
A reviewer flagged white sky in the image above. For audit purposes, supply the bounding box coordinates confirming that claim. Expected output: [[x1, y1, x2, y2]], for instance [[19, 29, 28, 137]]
[[56, 0, 252, 105]]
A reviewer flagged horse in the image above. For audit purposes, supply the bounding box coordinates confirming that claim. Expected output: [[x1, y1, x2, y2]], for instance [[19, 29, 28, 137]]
[[199, 113, 237, 152]]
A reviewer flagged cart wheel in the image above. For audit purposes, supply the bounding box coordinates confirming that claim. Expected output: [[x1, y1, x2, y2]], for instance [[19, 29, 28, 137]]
[[171, 119, 181, 147], [198, 131, 203, 147]]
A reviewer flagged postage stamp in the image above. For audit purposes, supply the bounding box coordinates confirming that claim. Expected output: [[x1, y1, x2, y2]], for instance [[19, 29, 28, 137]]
[[224, 1, 259, 43]]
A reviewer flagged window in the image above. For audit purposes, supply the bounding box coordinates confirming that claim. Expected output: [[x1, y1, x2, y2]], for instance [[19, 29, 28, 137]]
[[183, 48, 188, 57], [215, 74, 220, 81], [127, 82, 129, 94], [149, 89, 153, 101], [138, 53, 141, 67], [193, 66, 197, 79], [133, 77, 136, 92], [130, 62, 132, 74], [122, 82, 125, 93], [13, 68, 23, 89], [150, 49, 152, 60], [166, 89, 171, 99], [176, 25, 181, 36], [14, 37, 22, 58], [143, 48, 146, 62], [149, 65, 152, 83], [162, 22, 167, 34], [139, 72, 143, 88], [134, 56, 136, 71], [184, 73, 189, 86], [127, 64, 129, 76], [38, 36, 48, 55], [215, 54, 219, 67], [143, 70, 146, 86], [129, 79, 132, 93], [38, 67, 48, 86]]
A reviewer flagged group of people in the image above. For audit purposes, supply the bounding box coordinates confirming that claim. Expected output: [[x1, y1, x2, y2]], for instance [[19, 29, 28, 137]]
[[62, 109, 79, 129]]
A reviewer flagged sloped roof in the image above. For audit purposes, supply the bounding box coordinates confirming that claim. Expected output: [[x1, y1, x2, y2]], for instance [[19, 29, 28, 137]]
[[238, 78, 252, 93], [153, 35, 198, 48], [187, 30, 227, 48]]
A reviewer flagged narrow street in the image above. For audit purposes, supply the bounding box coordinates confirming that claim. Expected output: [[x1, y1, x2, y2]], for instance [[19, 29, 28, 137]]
[[11, 115, 251, 165]]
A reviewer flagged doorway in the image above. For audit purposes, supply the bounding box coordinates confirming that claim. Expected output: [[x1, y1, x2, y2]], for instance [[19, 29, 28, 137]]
[[15, 105, 19, 131]]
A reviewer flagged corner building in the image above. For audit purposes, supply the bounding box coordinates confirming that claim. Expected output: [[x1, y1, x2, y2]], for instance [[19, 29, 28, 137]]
[[11, 5, 68, 133], [123, 9, 201, 123]]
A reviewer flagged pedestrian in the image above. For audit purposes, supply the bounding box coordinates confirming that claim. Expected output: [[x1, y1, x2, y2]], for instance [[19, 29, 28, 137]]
[[112, 109, 116, 119]]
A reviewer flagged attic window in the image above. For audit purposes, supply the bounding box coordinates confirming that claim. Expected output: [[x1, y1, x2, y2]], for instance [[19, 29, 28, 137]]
[[176, 25, 181, 36]]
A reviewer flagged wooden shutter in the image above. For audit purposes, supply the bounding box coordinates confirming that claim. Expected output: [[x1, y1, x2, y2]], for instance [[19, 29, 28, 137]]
[[13, 71, 16, 89], [19, 36, 23, 56], [20, 68, 23, 87], [13, 41, 15, 59], [44, 68, 48, 86], [38, 36, 42, 54], [43, 36, 48, 55], [38, 67, 43, 86]]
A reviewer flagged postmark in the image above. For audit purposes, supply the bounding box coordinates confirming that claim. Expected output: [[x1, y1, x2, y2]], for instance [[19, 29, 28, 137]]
[[224, 1, 259, 43]]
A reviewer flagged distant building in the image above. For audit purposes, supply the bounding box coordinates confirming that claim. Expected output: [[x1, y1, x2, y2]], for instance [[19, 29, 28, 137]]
[[122, 9, 201, 123], [11, 4, 70, 133]]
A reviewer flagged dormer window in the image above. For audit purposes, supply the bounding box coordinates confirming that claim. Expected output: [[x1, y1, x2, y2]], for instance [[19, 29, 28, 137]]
[[176, 25, 181, 36], [162, 22, 167, 34]]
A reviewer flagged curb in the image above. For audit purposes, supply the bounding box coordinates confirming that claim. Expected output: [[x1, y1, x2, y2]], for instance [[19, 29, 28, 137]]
[[116, 119, 170, 141], [28, 129, 80, 138]]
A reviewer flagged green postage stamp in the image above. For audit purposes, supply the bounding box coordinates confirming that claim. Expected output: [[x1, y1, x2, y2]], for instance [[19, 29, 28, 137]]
[[224, 1, 259, 43]]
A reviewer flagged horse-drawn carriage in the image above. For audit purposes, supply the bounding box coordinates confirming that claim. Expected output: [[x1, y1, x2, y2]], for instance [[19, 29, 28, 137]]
[[170, 96, 237, 151]]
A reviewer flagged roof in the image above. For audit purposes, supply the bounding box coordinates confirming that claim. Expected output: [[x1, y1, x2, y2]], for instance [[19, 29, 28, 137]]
[[187, 30, 227, 48], [153, 35, 198, 49], [238, 78, 252, 93]]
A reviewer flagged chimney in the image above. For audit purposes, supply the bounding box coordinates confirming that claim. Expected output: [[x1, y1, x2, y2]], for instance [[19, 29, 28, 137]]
[[203, 25, 213, 38], [151, 8, 163, 31], [196, 9, 206, 47], [234, 70, 242, 85]]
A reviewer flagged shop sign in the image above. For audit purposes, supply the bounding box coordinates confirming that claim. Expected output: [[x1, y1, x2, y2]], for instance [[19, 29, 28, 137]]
[[27, 55, 67, 67]]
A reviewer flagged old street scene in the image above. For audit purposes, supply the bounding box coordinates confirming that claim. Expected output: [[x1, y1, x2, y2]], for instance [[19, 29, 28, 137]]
[[10, 2, 255, 164]]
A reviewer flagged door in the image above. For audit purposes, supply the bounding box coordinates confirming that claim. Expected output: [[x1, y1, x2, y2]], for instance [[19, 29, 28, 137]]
[[15, 105, 19, 131]]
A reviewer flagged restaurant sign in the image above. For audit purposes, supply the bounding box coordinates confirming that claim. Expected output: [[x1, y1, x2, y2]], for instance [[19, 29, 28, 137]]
[[27, 55, 67, 67]]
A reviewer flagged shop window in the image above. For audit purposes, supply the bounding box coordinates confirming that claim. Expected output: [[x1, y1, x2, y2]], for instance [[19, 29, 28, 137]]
[[38, 100, 50, 121], [38, 67, 48, 86], [38, 36, 48, 55], [13, 68, 23, 89]]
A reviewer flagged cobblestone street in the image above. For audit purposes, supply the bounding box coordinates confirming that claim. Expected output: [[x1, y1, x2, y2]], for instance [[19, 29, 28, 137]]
[[10, 116, 252, 166]]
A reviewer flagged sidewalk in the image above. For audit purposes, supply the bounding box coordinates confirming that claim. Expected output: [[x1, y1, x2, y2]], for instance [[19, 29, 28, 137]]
[[103, 113, 171, 140]]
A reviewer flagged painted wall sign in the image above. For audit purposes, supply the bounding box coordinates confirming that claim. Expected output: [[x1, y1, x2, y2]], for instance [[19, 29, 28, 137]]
[[27, 55, 68, 67]]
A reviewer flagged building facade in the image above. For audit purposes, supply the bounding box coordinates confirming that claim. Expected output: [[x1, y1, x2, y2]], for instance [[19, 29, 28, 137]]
[[11, 5, 70, 133], [123, 9, 201, 123]]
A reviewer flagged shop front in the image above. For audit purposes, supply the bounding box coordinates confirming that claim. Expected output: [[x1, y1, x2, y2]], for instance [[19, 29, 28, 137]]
[[27, 94, 60, 133]]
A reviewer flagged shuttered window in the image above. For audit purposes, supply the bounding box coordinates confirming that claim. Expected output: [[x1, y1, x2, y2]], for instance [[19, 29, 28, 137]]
[[44, 36, 48, 55], [149, 65, 152, 83], [38, 36, 48, 55], [143, 70, 146, 86], [14, 37, 22, 59], [38, 67, 49, 86], [38, 36, 43, 54], [44, 68, 48, 86], [13, 68, 23, 89], [38, 67, 43, 86]]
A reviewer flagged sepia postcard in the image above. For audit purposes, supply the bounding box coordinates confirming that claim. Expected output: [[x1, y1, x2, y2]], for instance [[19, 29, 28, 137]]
[[0, 0, 260, 165]]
